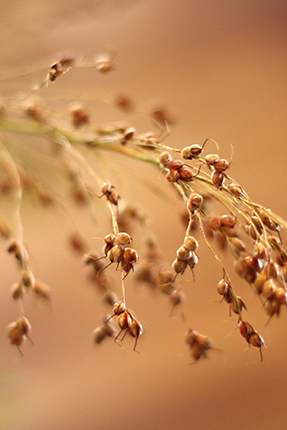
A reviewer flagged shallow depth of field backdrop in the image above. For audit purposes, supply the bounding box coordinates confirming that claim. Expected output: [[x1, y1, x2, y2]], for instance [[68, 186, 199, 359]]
[[1, 1, 287, 429]]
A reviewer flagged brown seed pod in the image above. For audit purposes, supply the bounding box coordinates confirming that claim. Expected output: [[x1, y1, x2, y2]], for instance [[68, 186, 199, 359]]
[[94, 52, 116, 73], [252, 270, 268, 295], [159, 151, 172, 166], [100, 183, 120, 206], [170, 288, 185, 307], [243, 256, 263, 273], [122, 248, 139, 276], [228, 183, 246, 198], [70, 104, 89, 127], [103, 233, 116, 255], [219, 215, 236, 228], [205, 153, 219, 166], [166, 170, 180, 183], [21, 269, 35, 288], [181, 146, 192, 160], [217, 279, 230, 296], [108, 245, 124, 264], [211, 170, 224, 187], [213, 158, 230, 172], [187, 193, 203, 214], [127, 315, 143, 351], [186, 252, 199, 270], [230, 296, 247, 315], [172, 258, 188, 275], [185, 329, 212, 361], [168, 160, 184, 171], [262, 279, 276, 299], [49, 62, 63, 82], [229, 237, 246, 254], [178, 167, 193, 181], [183, 236, 198, 252], [11, 283, 24, 300], [116, 232, 132, 246], [253, 241, 268, 259], [32, 279, 52, 300], [209, 216, 221, 231], [176, 245, 191, 261], [238, 319, 265, 361]]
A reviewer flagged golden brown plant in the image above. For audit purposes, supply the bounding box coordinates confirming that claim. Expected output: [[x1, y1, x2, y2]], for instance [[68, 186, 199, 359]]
[[1, 52, 287, 361]]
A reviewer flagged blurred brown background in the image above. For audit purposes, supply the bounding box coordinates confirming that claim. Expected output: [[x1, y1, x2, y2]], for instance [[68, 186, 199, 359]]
[[1, 1, 287, 429]]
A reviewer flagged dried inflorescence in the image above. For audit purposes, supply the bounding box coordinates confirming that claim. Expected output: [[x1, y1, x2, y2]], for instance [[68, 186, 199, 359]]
[[1, 52, 287, 362]]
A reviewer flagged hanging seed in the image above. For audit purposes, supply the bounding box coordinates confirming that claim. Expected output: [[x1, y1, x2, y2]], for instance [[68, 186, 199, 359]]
[[179, 167, 193, 181], [116, 232, 132, 246], [217, 279, 230, 296], [168, 160, 183, 171], [253, 241, 268, 259], [166, 170, 180, 182], [11, 283, 24, 300], [252, 270, 268, 295], [214, 158, 230, 172], [211, 170, 224, 187], [183, 236, 198, 252], [181, 146, 192, 160], [21, 269, 35, 288], [228, 183, 246, 198], [229, 237, 246, 253], [172, 258, 187, 275], [209, 216, 221, 231], [205, 153, 219, 166], [230, 296, 247, 315], [170, 288, 184, 307], [108, 245, 124, 263], [219, 215, 236, 228], [159, 151, 172, 166], [262, 279, 276, 299], [176, 245, 191, 261]]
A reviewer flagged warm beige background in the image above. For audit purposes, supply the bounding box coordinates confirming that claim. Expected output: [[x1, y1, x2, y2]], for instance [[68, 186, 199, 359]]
[[1, 1, 287, 429]]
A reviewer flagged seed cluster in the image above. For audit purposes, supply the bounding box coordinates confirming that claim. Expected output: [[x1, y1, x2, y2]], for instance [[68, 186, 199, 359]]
[[2, 52, 287, 362]]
